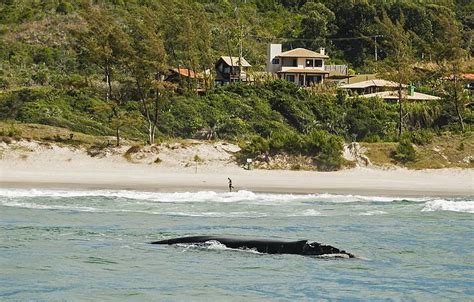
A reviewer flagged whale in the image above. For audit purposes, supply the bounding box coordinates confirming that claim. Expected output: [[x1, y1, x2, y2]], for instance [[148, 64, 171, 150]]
[[151, 236, 354, 258]]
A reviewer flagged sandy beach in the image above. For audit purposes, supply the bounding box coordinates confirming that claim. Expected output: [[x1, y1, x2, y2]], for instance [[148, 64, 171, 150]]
[[0, 140, 472, 197]]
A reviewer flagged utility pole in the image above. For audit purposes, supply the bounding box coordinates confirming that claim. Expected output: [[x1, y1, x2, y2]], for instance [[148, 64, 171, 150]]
[[234, 1, 243, 83], [239, 24, 243, 82]]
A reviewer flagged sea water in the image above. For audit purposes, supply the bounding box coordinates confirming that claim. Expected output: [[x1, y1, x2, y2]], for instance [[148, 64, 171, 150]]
[[0, 189, 473, 301]]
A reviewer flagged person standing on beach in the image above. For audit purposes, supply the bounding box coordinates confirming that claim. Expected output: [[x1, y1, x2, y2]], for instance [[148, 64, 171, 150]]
[[228, 178, 234, 192]]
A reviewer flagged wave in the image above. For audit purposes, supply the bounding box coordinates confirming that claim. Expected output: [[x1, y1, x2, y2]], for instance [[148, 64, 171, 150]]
[[422, 200, 474, 214], [0, 188, 443, 204], [1, 200, 98, 212], [1, 189, 472, 216], [289, 209, 322, 216], [359, 210, 387, 216]]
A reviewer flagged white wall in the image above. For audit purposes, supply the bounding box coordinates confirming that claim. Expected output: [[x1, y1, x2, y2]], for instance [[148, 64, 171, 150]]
[[280, 58, 325, 72], [267, 44, 282, 73]]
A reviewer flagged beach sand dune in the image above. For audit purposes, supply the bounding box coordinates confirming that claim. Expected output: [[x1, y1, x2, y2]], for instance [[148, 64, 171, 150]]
[[0, 140, 472, 197]]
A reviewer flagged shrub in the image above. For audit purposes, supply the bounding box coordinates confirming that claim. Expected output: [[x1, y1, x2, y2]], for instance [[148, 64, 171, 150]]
[[268, 130, 303, 154], [407, 130, 434, 146], [124, 145, 141, 162], [303, 130, 344, 171], [392, 139, 416, 163], [33, 47, 55, 65], [1, 136, 13, 144], [0, 77, 10, 90], [56, 1, 74, 14], [240, 136, 269, 157]]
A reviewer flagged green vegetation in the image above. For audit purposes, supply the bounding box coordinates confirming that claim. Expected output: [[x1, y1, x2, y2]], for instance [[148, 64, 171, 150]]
[[392, 139, 417, 163], [362, 133, 474, 169], [0, 1, 472, 170]]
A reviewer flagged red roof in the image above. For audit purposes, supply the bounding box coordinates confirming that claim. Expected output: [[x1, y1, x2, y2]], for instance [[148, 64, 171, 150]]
[[461, 73, 474, 80], [445, 73, 474, 81], [170, 68, 202, 79]]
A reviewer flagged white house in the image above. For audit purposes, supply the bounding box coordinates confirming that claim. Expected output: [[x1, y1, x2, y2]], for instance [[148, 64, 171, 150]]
[[266, 44, 329, 87]]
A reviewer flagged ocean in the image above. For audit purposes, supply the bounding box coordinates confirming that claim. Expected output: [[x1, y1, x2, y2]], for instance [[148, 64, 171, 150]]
[[1, 189, 473, 301]]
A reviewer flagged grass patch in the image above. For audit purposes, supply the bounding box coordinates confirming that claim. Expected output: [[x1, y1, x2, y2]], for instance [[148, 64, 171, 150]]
[[361, 142, 397, 167], [0, 121, 109, 146], [362, 133, 474, 169]]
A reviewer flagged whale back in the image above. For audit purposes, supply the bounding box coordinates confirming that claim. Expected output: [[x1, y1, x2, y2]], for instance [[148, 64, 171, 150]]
[[151, 236, 354, 257], [152, 236, 308, 254]]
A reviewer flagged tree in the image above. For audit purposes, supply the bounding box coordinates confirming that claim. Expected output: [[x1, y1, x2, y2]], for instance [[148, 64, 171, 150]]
[[377, 12, 417, 138], [435, 60, 471, 132], [432, 13, 470, 131], [297, 1, 336, 50], [94, 102, 141, 146], [76, 8, 131, 102], [125, 10, 169, 144]]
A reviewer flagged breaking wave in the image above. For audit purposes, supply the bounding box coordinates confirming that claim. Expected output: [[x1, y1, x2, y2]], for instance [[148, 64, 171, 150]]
[[421, 200, 474, 214], [0, 188, 472, 215], [359, 210, 387, 216], [0, 188, 437, 204]]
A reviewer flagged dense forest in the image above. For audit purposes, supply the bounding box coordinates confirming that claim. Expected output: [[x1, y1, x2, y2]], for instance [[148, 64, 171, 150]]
[[0, 0, 472, 170]]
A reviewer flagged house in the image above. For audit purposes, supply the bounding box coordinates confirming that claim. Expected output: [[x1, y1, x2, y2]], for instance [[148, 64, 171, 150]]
[[339, 79, 407, 95], [340, 79, 440, 101], [266, 44, 329, 86], [165, 67, 201, 82], [215, 56, 251, 85], [444, 73, 474, 92], [361, 90, 441, 101], [164, 67, 206, 93], [325, 65, 355, 85]]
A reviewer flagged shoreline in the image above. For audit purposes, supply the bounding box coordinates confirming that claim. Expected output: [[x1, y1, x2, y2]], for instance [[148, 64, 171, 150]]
[[1, 168, 472, 197], [0, 140, 472, 198]]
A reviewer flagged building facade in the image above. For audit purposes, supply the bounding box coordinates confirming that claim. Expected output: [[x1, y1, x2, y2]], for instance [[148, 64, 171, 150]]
[[215, 56, 251, 85], [266, 44, 329, 87]]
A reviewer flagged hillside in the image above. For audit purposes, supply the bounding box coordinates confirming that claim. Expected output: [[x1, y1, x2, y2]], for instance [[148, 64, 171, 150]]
[[0, 0, 473, 171]]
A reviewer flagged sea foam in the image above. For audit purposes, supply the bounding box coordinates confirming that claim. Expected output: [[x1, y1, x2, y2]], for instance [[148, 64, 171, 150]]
[[1, 188, 472, 215], [0, 188, 435, 204], [422, 200, 474, 214]]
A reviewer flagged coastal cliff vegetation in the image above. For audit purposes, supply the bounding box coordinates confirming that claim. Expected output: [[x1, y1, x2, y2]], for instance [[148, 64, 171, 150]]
[[0, 0, 472, 170]]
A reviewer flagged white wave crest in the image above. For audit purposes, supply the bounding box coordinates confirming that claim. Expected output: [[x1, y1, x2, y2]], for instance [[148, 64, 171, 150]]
[[1, 200, 98, 212], [359, 210, 387, 216], [0, 188, 440, 204], [289, 209, 322, 216], [422, 200, 474, 214]]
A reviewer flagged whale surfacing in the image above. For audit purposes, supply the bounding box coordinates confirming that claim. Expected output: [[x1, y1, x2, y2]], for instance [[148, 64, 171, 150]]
[[151, 236, 354, 258]]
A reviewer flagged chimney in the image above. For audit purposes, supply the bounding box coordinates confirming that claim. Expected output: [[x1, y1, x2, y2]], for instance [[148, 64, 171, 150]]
[[267, 44, 282, 73], [319, 47, 325, 56]]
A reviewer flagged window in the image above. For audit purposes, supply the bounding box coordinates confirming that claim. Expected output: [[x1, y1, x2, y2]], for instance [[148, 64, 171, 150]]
[[306, 59, 314, 67], [286, 75, 295, 82], [315, 60, 323, 67], [292, 59, 297, 67], [272, 58, 280, 64]]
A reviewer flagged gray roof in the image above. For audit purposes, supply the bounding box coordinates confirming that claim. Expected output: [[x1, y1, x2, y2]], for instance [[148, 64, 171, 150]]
[[361, 91, 441, 101], [340, 79, 407, 89], [277, 48, 329, 59], [219, 56, 251, 67]]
